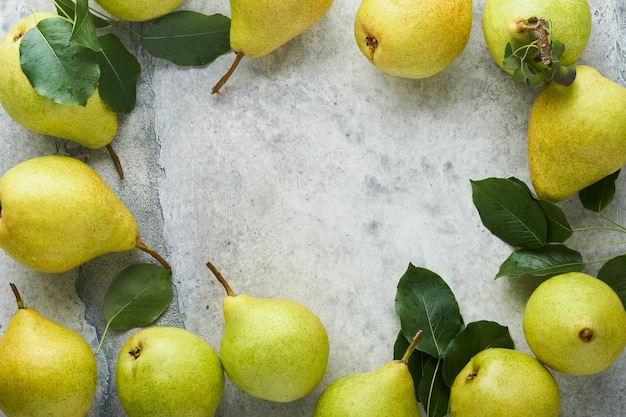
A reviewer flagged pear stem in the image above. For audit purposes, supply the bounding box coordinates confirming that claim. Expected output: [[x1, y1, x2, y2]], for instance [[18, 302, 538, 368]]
[[206, 261, 237, 296], [106, 144, 125, 181], [211, 51, 245, 95], [401, 330, 423, 364], [136, 237, 172, 272], [9, 283, 25, 309]]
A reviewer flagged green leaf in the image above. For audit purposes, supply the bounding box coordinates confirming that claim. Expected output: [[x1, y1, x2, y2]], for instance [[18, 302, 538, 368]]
[[55, 0, 110, 28], [579, 170, 620, 212], [471, 178, 547, 249], [70, 0, 102, 51], [97, 33, 141, 114], [140, 11, 231, 66], [395, 264, 464, 358], [597, 255, 626, 308], [20, 16, 99, 106], [394, 331, 430, 401], [418, 357, 449, 417], [441, 321, 514, 386], [537, 199, 572, 242], [103, 263, 173, 330], [550, 40, 566, 60], [496, 245, 584, 279], [551, 61, 576, 86]]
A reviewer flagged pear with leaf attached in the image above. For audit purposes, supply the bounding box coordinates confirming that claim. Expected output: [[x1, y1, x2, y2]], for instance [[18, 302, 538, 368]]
[[211, 0, 334, 94], [0, 12, 118, 148], [93, 0, 185, 22], [0, 155, 170, 273], [312, 331, 423, 417], [207, 261, 329, 402], [0, 284, 98, 417], [528, 65, 626, 202]]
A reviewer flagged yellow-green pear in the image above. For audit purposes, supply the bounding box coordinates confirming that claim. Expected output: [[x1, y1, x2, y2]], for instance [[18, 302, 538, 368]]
[[0, 13, 118, 148], [312, 331, 422, 417], [207, 262, 329, 402], [211, 0, 334, 94], [354, 0, 472, 79], [0, 284, 98, 417], [482, 0, 591, 72], [523, 272, 626, 376], [116, 326, 225, 417], [93, 0, 184, 22], [528, 65, 626, 201], [0, 155, 170, 273], [449, 348, 560, 417]]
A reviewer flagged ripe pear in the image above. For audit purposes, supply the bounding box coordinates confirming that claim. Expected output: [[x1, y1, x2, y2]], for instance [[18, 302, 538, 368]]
[[207, 261, 329, 402], [312, 331, 423, 417], [449, 348, 560, 417], [0, 284, 98, 417], [116, 326, 225, 417], [0, 13, 118, 148], [211, 0, 334, 94], [93, 0, 185, 22], [482, 0, 591, 72], [0, 155, 170, 273], [354, 0, 472, 79], [523, 272, 626, 376], [528, 65, 626, 201]]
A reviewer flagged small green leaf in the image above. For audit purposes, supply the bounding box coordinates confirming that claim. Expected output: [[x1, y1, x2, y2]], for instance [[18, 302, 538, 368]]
[[551, 61, 576, 86], [597, 255, 626, 307], [471, 178, 547, 249], [537, 199, 572, 243], [441, 321, 514, 387], [394, 331, 429, 401], [20, 16, 99, 106], [55, 0, 110, 28], [395, 264, 464, 358], [97, 33, 141, 114], [550, 40, 566, 60], [103, 263, 173, 330], [140, 11, 231, 66], [579, 170, 620, 212], [496, 245, 584, 279], [417, 357, 449, 417], [70, 0, 102, 51]]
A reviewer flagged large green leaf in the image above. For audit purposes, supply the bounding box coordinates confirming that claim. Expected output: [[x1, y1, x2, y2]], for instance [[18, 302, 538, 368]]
[[496, 245, 583, 279], [103, 263, 173, 330], [441, 321, 514, 386], [97, 33, 141, 114], [537, 199, 572, 243], [579, 170, 620, 213], [20, 16, 99, 106], [471, 178, 547, 249], [597, 255, 626, 307], [395, 264, 464, 358], [418, 357, 449, 417], [70, 0, 102, 51], [140, 11, 231, 66]]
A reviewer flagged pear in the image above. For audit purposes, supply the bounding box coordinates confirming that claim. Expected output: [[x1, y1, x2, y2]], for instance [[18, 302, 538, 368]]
[[528, 65, 626, 201], [211, 0, 334, 94], [116, 326, 225, 417], [523, 272, 626, 376], [312, 331, 423, 417], [0, 284, 98, 417], [0, 13, 118, 148], [449, 348, 560, 417], [207, 261, 329, 402], [482, 0, 591, 72], [354, 0, 472, 79], [0, 155, 170, 273], [93, 0, 185, 22]]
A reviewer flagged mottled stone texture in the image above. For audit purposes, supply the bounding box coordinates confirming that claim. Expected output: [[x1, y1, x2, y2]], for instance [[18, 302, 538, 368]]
[[0, 0, 624, 416]]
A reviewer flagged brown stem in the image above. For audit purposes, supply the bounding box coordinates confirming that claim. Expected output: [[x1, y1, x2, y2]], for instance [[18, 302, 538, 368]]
[[9, 283, 25, 309], [106, 143, 125, 181], [211, 51, 245, 95], [206, 261, 236, 296], [135, 236, 171, 272], [401, 330, 423, 364]]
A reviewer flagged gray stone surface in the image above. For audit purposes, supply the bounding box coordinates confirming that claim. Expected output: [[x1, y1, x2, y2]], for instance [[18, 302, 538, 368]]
[[0, 0, 625, 416]]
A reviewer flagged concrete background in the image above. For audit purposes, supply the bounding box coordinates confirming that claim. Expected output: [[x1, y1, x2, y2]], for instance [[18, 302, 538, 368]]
[[0, 0, 625, 416]]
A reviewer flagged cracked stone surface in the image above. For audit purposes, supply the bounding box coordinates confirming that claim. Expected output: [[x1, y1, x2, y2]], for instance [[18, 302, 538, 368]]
[[0, 0, 625, 416]]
